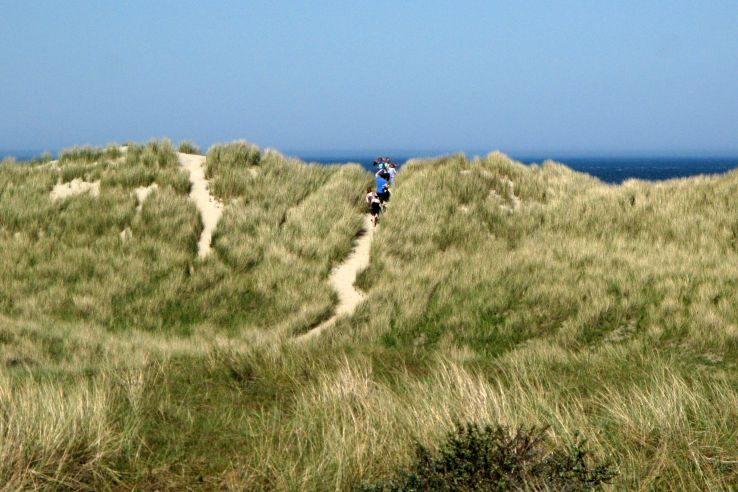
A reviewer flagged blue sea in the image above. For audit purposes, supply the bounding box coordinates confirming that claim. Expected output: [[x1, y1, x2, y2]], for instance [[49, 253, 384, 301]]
[[3, 149, 738, 185], [299, 154, 738, 184], [518, 156, 738, 184]]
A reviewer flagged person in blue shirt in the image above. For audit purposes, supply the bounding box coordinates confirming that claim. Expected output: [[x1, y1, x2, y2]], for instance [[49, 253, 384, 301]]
[[376, 169, 391, 208], [373, 157, 388, 172]]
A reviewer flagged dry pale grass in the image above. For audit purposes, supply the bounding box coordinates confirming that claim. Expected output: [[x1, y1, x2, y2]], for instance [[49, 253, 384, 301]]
[[336, 152, 738, 489], [219, 342, 736, 490], [0, 140, 370, 489], [0, 367, 145, 490], [2, 146, 737, 489]]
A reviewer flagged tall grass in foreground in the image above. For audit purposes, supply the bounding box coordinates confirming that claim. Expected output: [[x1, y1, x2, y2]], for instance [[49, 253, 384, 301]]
[[185, 341, 732, 490], [0, 368, 145, 489], [360, 424, 615, 491]]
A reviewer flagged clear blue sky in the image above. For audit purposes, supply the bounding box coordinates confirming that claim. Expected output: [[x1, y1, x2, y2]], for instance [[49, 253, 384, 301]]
[[1, 1, 736, 156]]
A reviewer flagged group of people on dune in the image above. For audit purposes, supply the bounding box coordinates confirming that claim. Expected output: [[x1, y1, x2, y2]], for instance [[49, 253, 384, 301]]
[[365, 157, 398, 226]]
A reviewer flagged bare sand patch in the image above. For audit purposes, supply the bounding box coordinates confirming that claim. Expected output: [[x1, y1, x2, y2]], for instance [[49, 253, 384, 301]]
[[50, 179, 100, 201], [501, 177, 520, 209], [177, 152, 223, 259], [134, 183, 158, 212], [119, 227, 133, 242], [486, 177, 520, 213]]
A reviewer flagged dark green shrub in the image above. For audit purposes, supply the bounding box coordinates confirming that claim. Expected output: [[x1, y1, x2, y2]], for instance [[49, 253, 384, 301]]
[[361, 423, 616, 491]]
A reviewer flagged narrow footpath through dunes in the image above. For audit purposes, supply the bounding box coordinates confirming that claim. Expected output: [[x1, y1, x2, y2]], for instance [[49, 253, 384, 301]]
[[298, 215, 375, 341], [177, 152, 223, 258]]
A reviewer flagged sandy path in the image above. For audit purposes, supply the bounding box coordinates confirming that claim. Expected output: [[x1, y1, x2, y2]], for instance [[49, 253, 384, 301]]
[[299, 215, 375, 340], [177, 153, 223, 259]]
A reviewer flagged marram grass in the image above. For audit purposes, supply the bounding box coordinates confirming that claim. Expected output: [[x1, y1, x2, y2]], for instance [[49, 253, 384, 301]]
[[0, 144, 736, 489]]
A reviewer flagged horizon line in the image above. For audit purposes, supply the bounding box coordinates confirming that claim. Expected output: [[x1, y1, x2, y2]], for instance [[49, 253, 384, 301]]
[[4, 146, 738, 161]]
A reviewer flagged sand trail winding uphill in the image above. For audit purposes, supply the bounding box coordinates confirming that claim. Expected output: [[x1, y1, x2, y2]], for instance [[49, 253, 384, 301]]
[[299, 215, 375, 341], [177, 153, 223, 259]]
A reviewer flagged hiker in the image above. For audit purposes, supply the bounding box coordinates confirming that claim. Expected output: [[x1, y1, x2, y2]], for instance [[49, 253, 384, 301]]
[[376, 169, 391, 208], [365, 186, 375, 209], [366, 187, 382, 226], [388, 162, 397, 186]]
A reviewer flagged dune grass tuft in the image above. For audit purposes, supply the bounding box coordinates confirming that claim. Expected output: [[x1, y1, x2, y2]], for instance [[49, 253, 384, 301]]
[[177, 140, 202, 155]]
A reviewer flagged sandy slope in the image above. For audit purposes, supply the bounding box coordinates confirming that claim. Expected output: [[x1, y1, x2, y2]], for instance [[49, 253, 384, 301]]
[[50, 179, 100, 200], [299, 215, 375, 340], [177, 153, 223, 259]]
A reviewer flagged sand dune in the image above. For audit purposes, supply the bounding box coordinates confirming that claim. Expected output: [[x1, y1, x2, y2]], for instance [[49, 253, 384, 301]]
[[47, 152, 223, 259]]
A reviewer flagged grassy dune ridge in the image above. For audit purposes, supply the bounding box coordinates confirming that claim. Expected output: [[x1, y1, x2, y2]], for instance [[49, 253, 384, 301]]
[[0, 140, 368, 488], [203, 142, 368, 333], [345, 153, 738, 489], [0, 144, 736, 489]]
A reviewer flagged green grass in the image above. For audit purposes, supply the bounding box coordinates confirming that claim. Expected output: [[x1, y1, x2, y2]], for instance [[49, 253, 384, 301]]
[[335, 153, 738, 489], [0, 141, 199, 331], [1, 145, 736, 489], [58, 143, 123, 164], [177, 140, 202, 155], [0, 141, 370, 488], [198, 142, 368, 333]]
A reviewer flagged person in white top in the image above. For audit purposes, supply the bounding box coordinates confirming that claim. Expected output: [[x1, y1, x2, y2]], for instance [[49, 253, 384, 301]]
[[366, 186, 382, 226], [388, 162, 397, 186]]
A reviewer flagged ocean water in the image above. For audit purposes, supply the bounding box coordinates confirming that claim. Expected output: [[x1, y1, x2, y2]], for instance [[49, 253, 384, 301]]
[[300, 154, 738, 184], [517, 156, 738, 184], [1, 151, 45, 161], [4, 150, 738, 185]]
